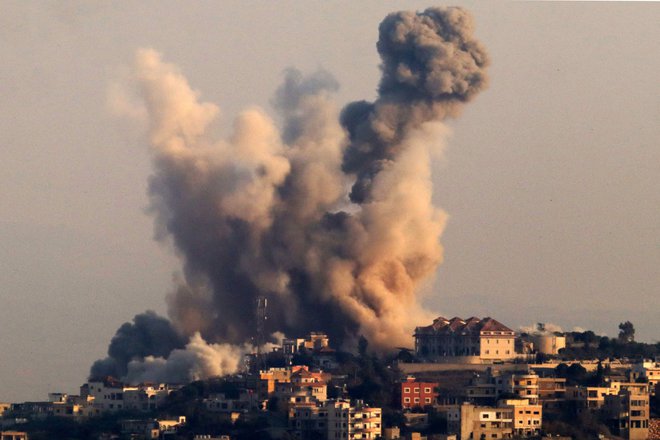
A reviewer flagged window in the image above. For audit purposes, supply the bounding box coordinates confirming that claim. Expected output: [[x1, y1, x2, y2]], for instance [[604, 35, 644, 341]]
[[404, 387, 410, 393], [424, 387, 431, 393], [425, 398, 431, 403]]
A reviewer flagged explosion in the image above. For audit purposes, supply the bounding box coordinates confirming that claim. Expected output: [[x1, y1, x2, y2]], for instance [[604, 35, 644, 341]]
[[91, 6, 489, 383]]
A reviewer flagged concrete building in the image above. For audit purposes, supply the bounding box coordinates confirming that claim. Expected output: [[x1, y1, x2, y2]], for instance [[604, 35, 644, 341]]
[[401, 377, 439, 409], [259, 365, 329, 411], [631, 360, 660, 395], [414, 317, 517, 363], [327, 400, 382, 440], [499, 399, 542, 437], [566, 385, 616, 410], [604, 388, 650, 440], [288, 402, 329, 440], [123, 383, 176, 412], [81, 379, 179, 414], [530, 334, 566, 355], [464, 369, 539, 405], [0, 404, 11, 418], [537, 377, 566, 413], [447, 403, 514, 440], [288, 399, 381, 440]]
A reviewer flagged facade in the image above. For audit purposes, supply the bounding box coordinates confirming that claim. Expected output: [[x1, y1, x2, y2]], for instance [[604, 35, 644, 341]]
[[288, 403, 329, 440], [259, 365, 329, 410], [465, 369, 539, 405], [499, 399, 542, 437], [414, 317, 517, 362], [566, 385, 616, 410], [537, 377, 566, 413], [447, 403, 514, 440], [530, 334, 566, 355], [401, 377, 439, 409], [81, 379, 178, 414], [604, 388, 650, 440], [327, 400, 381, 440], [288, 399, 381, 440], [631, 360, 660, 395]]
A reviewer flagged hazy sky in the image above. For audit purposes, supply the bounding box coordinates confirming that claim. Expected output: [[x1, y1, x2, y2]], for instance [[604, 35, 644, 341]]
[[1, 1, 658, 402]]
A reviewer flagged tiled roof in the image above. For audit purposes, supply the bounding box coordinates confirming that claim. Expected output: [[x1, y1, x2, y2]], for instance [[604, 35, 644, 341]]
[[415, 316, 514, 335]]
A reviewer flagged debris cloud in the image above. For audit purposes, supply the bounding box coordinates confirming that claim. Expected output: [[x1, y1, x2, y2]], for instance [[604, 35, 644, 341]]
[[91, 6, 489, 382]]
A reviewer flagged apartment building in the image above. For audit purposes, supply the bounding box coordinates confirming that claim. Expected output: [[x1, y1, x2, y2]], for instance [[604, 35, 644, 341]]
[[604, 388, 650, 440], [537, 377, 566, 413], [499, 399, 542, 437], [631, 360, 660, 395], [447, 403, 514, 440], [401, 377, 439, 409], [327, 400, 382, 440]]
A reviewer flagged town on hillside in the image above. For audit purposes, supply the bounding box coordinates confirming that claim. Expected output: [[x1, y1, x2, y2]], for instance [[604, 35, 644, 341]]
[[1, 318, 659, 440]]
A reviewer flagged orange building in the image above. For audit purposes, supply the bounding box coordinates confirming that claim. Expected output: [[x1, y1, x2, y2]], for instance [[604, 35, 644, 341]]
[[401, 377, 439, 409]]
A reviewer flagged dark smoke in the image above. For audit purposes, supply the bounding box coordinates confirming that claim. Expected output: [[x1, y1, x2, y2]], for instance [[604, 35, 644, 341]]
[[92, 6, 489, 382], [342, 7, 489, 202], [89, 311, 186, 380]]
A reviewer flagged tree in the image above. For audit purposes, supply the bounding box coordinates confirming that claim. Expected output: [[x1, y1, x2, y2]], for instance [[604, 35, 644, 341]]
[[618, 321, 635, 343]]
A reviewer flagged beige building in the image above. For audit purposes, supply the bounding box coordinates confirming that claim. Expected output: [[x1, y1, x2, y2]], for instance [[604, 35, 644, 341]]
[[499, 399, 542, 437], [327, 400, 381, 440], [415, 317, 517, 362], [447, 403, 514, 440], [631, 360, 659, 395], [537, 377, 566, 412], [530, 334, 566, 355], [0, 403, 11, 417], [604, 388, 650, 440], [566, 385, 616, 410], [259, 365, 329, 410]]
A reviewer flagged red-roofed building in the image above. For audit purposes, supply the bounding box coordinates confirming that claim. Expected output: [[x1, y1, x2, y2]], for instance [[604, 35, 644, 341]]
[[401, 377, 439, 409], [414, 316, 518, 362]]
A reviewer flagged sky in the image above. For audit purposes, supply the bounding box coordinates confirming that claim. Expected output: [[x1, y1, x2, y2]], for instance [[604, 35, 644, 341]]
[[1, 1, 658, 402]]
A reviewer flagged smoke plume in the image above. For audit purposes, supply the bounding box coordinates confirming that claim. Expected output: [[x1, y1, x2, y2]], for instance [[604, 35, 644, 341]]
[[92, 6, 489, 382]]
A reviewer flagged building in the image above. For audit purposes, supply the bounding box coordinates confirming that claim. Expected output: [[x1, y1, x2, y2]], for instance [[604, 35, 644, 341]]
[[0, 433, 28, 440], [401, 377, 439, 409], [259, 365, 329, 406], [326, 400, 381, 440], [464, 369, 539, 405], [447, 403, 514, 440], [83, 377, 126, 412], [566, 385, 617, 410], [537, 377, 566, 413], [530, 334, 566, 355], [499, 399, 542, 437], [123, 383, 177, 412], [81, 379, 179, 414], [604, 388, 650, 440], [288, 399, 381, 440], [0, 404, 11, 418], [631, 360, 660, 395], [288, 402, 329, 440], [414, 317, 517, 362]]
